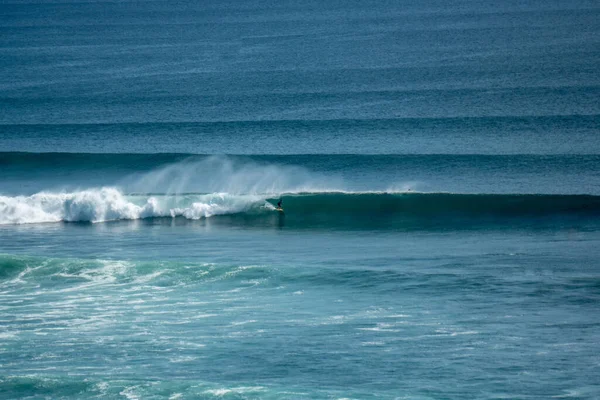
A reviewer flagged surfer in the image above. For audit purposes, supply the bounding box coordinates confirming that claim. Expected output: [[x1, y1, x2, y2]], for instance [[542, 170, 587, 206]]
[[277, 199, 282, 209]]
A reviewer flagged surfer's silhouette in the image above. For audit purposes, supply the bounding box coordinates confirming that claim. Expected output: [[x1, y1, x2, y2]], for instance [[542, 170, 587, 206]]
[[277, 199, 282, 209]]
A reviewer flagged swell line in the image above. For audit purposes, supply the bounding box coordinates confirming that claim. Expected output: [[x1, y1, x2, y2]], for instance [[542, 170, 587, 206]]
[[1, 190, 598, 226]]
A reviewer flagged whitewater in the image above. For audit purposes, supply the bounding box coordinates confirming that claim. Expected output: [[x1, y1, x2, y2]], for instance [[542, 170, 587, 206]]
[[0, 189, 273, 224]]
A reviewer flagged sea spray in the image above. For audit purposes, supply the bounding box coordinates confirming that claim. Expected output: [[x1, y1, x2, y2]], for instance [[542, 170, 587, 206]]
[[0, 155, 344, 225], [121, 155, 341, 196]]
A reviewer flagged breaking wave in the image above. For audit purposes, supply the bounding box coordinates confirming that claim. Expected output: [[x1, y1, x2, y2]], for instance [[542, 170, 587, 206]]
[[1, 189, 598, 225], [0, 188, 271, 225]]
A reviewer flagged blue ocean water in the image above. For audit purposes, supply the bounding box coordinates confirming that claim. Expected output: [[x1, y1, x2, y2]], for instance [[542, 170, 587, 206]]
[[1, 0, 600, 399]]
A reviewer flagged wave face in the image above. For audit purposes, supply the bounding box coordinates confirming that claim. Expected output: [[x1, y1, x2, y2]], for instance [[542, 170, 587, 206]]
[[1, 190, 598, 226], [278, 192, 600, 217]]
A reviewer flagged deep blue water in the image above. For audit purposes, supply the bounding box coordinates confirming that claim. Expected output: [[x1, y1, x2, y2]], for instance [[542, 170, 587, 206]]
[[1, 0, 600, 399]]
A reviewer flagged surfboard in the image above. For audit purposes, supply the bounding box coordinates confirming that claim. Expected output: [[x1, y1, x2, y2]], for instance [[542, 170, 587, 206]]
[[275, 207, 284, 213]]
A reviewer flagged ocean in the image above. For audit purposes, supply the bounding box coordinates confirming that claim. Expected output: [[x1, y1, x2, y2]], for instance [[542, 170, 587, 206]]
[[1, 0, 600, 399]]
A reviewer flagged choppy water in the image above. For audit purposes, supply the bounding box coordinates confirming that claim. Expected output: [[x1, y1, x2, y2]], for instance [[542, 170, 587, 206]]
[[1, 0, 600, 399]]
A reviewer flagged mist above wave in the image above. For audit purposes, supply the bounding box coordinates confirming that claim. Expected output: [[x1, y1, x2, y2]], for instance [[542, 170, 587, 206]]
[[119, 155, 340, 195], [0, 155, 348, 224]]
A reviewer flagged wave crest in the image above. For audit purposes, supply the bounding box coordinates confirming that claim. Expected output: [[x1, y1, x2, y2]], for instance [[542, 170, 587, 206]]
[[1, 190, 599, 226]]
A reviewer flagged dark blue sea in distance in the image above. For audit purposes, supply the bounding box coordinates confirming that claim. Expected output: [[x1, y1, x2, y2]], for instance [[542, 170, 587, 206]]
[[1, 0, 600, 398]]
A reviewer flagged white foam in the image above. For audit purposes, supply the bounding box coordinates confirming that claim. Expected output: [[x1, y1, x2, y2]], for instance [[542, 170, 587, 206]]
[[0, 188, 270, 225], [361, 341, 385, 346], [203, 387, 264, 396], [120, 386, 140, 400], [229, 320, 257, 326], [0, 188, 151, 224], [169, 356, 197, 363]]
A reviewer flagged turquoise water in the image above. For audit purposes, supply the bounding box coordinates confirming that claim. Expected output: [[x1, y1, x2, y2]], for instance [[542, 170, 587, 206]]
[[1, 0, 600, 399]]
